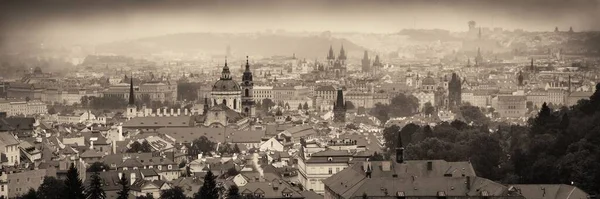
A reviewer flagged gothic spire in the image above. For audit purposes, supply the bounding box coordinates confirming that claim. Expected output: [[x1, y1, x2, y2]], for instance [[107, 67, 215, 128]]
[[338, 44, 347, 60], [221, 58, 231, 80], [128, 76, 135, 106], [327, 45, 335, 60]]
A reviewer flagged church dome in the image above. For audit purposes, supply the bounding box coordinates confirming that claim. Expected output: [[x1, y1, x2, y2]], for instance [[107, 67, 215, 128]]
[[212, 79, 240, 92], [422, 76, 436, 85]]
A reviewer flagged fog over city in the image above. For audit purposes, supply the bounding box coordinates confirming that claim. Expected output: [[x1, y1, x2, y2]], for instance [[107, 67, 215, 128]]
[[3, 1, 600, 199], [1, 0, 600, 46]]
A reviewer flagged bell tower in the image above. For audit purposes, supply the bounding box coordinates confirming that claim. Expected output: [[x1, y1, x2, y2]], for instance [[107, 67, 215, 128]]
[[126, 77, 136, 119], [241, 56, 255, 118]]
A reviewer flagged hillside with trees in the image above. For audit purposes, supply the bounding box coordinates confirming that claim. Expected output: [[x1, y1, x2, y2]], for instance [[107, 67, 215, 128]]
[[383, 84, 600, 195]]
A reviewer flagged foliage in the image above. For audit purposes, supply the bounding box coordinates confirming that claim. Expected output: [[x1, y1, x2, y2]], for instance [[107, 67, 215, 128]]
[[369, 94, 419, 124], [160, 186, 187, 199], [194, 170, 219, 199], [459, 105, 489, 125], [188, 136, 216, 158], [300, 138, 307, 148], [177, 82, 202, 101], [227, 167, 240, 177], [370, 152, 385, 161], [127, 141, 153, 153], [117, 174, 130, 199], [228, 185, 241, 199], [297, 103, 303, 110], [345, 123, 359, 130], [233, 144, 241, 154], [136, 193, 154, 199], [18, 189, 38, 199], [83, 96, 128, 110], [87, 162, 110, 172], [261, 99, 275, 112], [64, 164, 85, 199], [423, 102, 435, 116], [303, 102, 309, 110], [37, 176, 66, 199], [86, 172, 106, 199]]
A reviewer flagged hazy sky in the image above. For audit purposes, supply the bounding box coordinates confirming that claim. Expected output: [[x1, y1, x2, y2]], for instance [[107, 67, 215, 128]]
[[1, 0, 599, 45]]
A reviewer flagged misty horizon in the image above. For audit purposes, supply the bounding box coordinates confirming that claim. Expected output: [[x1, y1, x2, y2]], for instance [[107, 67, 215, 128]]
[[1, 0, 599, 46]]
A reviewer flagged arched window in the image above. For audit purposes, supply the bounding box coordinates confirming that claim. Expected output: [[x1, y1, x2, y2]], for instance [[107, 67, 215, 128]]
[[233, 99, 237, 109], [245, 107, 249, 113], [223, 99, 227, 106], [245, 89, 249, 97]]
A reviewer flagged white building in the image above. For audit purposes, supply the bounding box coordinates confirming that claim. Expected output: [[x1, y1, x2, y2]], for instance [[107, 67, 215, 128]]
[[0, 100, 47, 116]]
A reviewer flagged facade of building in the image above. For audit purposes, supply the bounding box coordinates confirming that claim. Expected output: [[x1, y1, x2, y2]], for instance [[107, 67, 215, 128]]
[[6, 169, 47, 198], [0, 132, 20, 166], [0, 100, 47, 116], [211, 61, 242, 113], [241, 57, 256, 117], [297, 149, 369, 194], [495, 95, 527, 118]]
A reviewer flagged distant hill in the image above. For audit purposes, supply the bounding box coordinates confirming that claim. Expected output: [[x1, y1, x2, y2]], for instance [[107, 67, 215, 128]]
[[95, 33, 367, 59]]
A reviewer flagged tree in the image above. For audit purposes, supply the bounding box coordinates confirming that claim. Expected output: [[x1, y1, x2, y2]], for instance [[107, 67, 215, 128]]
[[362, 193, 368, 199], [19, 189, 38, 199], [303, 102, 309, 110], [232, 144, 241, 154], [136, 194, 154, 199], [228, 185, 241, 199], [160, 186, 187, 199], [423, 102, 435, 116], [261, 99, 275, 112], [297, 103, 303, 110], [48, 107, 57, 115], [87, 162, 110, 172], [459, 105, 489, 125], [86, 172, 106, 199], [227, 167, 240, 177], [194, 170, 218, 199], [188, 136, 216, 158], [64, 164, 85, 199], [370, 103, 390, 124], [141, 141, 153, 152], [37, 176, 66, 199], [116, 174, 130, 199]]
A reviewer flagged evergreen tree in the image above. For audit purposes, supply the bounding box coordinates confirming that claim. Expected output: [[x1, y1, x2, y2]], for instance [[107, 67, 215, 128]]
[[228, 185, 241, 199], [86, 172, 106, 199], [194, 170, 218, 199], [298, 103, 303, 110], [141, 140, 153, 152], [160, 186, 186, 199], [64, 164, 85, 199], [303, 102, 309, 110], [233, 144, 241, 154], [117, 173, 130, 199], [37, 176, 66, 199]]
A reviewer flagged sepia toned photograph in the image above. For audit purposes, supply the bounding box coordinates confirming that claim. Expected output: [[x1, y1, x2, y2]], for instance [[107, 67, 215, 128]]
[[0, 0, 599, 198]]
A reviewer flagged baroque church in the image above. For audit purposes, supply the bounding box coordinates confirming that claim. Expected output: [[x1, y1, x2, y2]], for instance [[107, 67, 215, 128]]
[[125, 57, 256, 129]]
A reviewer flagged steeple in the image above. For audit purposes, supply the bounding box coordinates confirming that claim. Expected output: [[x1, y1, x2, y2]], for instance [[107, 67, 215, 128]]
[[333, 88, 346, 123], [128, 77, 135, 106], [338, 44, 347, 60], [517, 71, 524, 86], [203, 97, 209, 115], [221, 58, 232, 80], [361, 51, 371, 73], [327, 45, 335, 60], [396, 130, 404, 164], [335, 88, 344, 107], [373, 55, 381, 67]]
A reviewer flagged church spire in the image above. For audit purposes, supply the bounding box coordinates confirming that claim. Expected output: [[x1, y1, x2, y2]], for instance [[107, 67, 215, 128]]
[[243, 56, 253, 82], [396, 130, 404, 163], [221, 58, 231, 80], [338, 44, 347, 60], [128, 76, 135, 106], [327, 45, 335, 60]]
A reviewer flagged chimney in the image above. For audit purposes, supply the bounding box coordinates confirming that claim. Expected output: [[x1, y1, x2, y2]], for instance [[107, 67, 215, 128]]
[[466, 176, 471, 190], [170, 108, 174, 116], [130, 172, 136, 185], [184, 109, 189, 115], [427, 161, 433, 171], [164, 108, 168, 116], [118, 172, 123, 180], [177, 109, 181, 116]]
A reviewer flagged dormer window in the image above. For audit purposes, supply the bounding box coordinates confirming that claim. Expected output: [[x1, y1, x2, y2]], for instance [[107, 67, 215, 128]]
[[327, 157, 333, 162]]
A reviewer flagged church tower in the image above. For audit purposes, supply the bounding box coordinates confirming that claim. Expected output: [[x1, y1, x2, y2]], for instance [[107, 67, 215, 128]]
[[396, 129, 404, 164], [361, 50, 370, 73], [333, 88, 346, 123], [475, 47, 483, 66], [338, 45, 347, 65], [327, 45, 335, 67], [517, 71, 524, 87], [241, 56, 255, 118], [126, 77, 136, 119]]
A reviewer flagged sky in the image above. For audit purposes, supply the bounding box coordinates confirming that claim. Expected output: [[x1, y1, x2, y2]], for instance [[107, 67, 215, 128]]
[[1, 0, 599, 45]]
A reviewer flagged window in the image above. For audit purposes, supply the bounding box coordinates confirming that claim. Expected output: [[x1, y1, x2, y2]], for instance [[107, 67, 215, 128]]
[[328, 168, 332, 174], [158, 165, 162, 170], [168, 165, 172, 170]]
